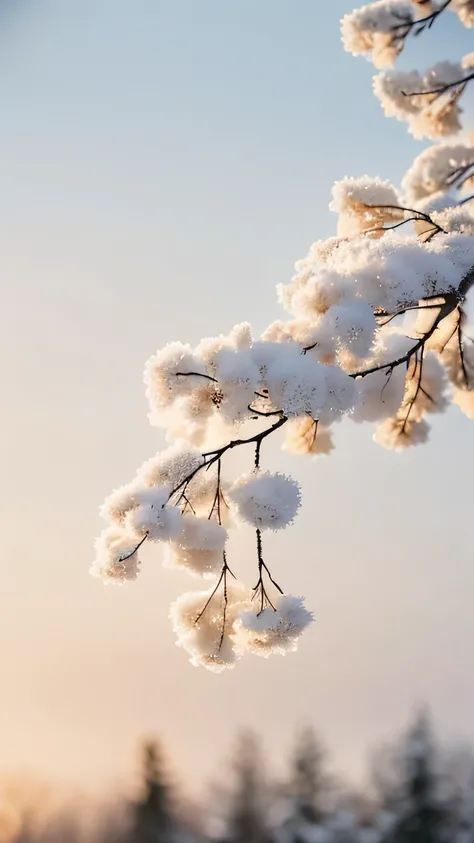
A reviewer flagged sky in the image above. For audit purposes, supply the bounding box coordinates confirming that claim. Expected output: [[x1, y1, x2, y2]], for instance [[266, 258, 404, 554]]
[[1, 0, 474, 801]]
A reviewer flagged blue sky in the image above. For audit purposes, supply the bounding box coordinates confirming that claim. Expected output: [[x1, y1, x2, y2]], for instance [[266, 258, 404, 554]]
[[1, 0, 474, 795]]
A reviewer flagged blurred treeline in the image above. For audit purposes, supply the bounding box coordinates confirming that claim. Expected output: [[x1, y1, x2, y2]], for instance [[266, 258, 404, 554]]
[[2, 710, 474, 843]]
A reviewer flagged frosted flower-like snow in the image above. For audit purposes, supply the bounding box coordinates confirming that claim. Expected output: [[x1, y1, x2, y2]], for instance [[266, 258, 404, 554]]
[[91, 526, 141, 584], [319, 365, 359, 425], [442, 326, 474, 391], [321, 299, 377, 358], [195, 322, 253, 371], [453, 387, 474, 418], [279, 264, 350, 319], [125, 487, 183, 542], [402, 142, 474, 203], [137, 441, 204, 492], [432, 205, 474, 236], [164, 544, 223, 578], [280, 230, 467, 318], [92, 0, 474, 673], [283, 417, 334, 456], [164, 516, 228, 577], [229, 471, 301, 531], [177, 515, 228, 551], [215, 347, 262, 423], [100, 477, 148, 525], [374, 416, 430, 450], [144, 342, 217, 428], [170, 585, 249, 672], [352, 365, 406, 423], [374, 62, 466, 140], [232, 596, 314, 657], [452, 0, 474, 27], [341, 0, 414, 69], [260, 318, 320, 349], [265, 348, 328, 418], [330, 176, 402, 237]]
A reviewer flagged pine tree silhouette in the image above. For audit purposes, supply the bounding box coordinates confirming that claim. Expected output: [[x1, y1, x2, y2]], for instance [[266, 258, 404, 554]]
[[130, 740, 174, 843]]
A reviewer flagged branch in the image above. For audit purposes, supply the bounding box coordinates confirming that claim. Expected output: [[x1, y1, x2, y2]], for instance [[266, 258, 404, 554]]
[[362, 203, 447, 235], [400, 350, 424, 433], [193, 551, 236, 654], [376, 301, 444, 327], [350, 294, 458, 379], [392, 0, 452, 38], [458, 309, 469, 388], [208, 458, 222, 521], [175, 371, 218, 382], [252, 528, 284, 615], [120, 417, 288, 565], [194, 564, 225, 625], [364, 216, 426, 236], [458, 266, 474, 300], [446, 163, 474, 190], [248, 404, 283, 418], [219, 556, 229, 652], [458, 193, 474, 206], [201, 415, 288, 463], [118, 532, 148, 563], [402, 71, 474, 98]]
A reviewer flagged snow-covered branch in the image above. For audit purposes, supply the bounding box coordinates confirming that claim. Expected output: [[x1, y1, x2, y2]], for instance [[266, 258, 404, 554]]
[[91, 1, 474, 672]]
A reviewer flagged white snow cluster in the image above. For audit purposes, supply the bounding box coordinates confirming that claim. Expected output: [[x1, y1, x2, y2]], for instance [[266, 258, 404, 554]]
[[374, 59, 471, 140], [402, 142, 474, 204], [170, 587, 313, 672], [451, 0, 474, 27], [233, 596, 314, 658], [341, 0, 414, 69], [281, 228, 474, 317], [229, 472, 301, 531], [330, 176, 403, 238], [91, 1, 474, 673], [93, 200, 474, 669]]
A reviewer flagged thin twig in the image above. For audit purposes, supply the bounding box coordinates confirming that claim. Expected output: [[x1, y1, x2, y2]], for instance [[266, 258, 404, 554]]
[[118, 532, 148, 562], [175, 371, 218, 382], [350, 294, 458, 380], [392, 0, 452, 36], [458, 193, 474, 206], [400, 350, 424, 433], [362, 203, 447, 235], [252, 528, 283, 615], [194, 568, 225, 625], [248, 404, 283, 418], [402, 71, 474, 98]]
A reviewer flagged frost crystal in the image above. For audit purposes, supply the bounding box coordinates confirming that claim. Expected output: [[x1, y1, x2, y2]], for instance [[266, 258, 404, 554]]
[[170, 585, 249, 673], [125, 488, 183, 542], [232, 596, 314, 658], [229, 472, 301, 531], [91, 526, 141, 584]]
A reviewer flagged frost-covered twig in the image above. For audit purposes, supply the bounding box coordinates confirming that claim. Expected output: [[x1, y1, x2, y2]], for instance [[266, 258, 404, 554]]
[[350, 294, 458, 379], [403, 70, 474, 98], [252, 528, 284, 614], [392, 0, 453, 36]]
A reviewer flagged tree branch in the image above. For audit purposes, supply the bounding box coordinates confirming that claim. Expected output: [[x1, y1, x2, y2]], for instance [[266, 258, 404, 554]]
[[118, 532, 149, 563], [175, 371, 218, 382], [350, 294, 458, 379], [392, 0, 452, 38], [252, 528, 284, 615], [362, 203, 447, 235], [402, 71, 474, 98]]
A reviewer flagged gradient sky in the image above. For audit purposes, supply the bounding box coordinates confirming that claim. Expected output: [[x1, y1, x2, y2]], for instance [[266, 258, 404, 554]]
[[2, 0, 474, 800]]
